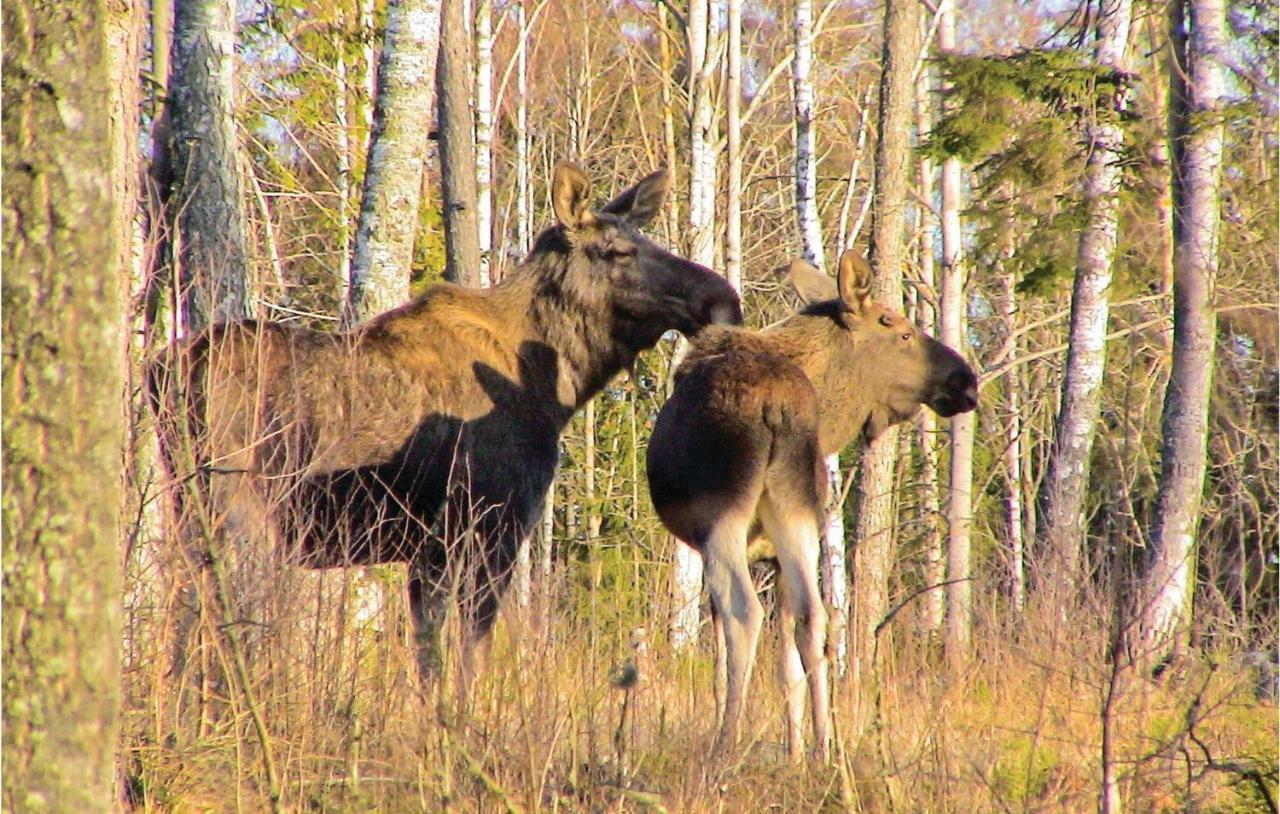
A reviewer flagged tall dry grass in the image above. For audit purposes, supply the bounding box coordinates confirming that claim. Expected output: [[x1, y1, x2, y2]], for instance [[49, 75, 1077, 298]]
[[119, 489, 1277, 813]]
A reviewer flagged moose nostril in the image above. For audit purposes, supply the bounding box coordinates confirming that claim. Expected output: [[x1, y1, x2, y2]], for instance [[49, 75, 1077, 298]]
[[706, 295, 743, 326]]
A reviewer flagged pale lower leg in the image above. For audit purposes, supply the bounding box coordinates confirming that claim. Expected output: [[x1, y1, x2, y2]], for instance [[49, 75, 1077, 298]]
[[761, 500, 831, 760], [776, 579, 807, 761], [712, 605, 727, 730], [702, 523, 763, 754]]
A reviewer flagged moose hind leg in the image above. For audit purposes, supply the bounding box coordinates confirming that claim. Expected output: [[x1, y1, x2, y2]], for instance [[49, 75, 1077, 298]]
[[773, 571, 808, 761], [701, 512, 764, 755], [759, 496, 830, 761]]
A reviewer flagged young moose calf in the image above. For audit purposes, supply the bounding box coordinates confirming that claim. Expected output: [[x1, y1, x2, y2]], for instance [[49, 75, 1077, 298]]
[[647, 250, 978, 760], [151, 161, 741, 684]]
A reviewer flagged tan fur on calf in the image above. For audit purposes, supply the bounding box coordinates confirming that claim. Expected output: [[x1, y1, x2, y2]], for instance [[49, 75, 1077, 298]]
[[648, 249, 978, 761]]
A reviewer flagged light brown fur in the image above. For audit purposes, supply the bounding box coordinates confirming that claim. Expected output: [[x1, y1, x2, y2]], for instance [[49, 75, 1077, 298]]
[[151, 161, 742, 684]]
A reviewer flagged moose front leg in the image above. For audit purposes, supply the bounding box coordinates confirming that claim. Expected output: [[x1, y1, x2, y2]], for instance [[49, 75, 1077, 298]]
[[407, 508, 526, 694], [407, 555, 451, 687]]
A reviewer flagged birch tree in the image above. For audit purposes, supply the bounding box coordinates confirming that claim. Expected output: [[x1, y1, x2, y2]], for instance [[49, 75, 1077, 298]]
[[474, 0, 494, 283], [937, 0, 974, 662], [914, 40, 945, 633], [725, 0, 743, 293], [998, 243, 1027, 612], [790, 0, 849, 673], [513, 0, 535, 608], [439, 0, 483, 286], [347, 0, 442, 323], [3, 1, 138, 806], [169, 0, 251, 331], [851, 0, 919, 706], [793, 0, 825, 271], [1035, 0, 1133, 588], [670, 0, 721, 649], [1137, 0, 1227, 659]]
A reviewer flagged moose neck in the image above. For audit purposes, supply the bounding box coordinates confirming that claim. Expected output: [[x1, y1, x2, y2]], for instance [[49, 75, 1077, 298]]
[[765, 312, 875, 456], [501, 257, 631, 420]]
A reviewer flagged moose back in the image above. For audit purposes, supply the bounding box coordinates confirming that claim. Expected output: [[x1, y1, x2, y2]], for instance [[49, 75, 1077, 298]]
[[150, 161, 741, 677]]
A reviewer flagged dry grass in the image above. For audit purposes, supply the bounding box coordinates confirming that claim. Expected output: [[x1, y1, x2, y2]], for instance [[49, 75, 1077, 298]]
[[119, 526, 1277, 813]]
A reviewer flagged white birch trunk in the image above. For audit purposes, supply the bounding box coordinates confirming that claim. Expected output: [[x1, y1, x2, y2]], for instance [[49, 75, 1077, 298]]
[[822, 458, 849, 673], [347, 0, 442, 323], [1138, 0, 1225, 659], [515, 0, 531, 258], [670, 0, 717, 649], [793, 0, 826, 270], [790, 0, 848, 673], [725, 0, 743, 293], [336, 51, 353, 308], [1035, 0, 1133, 587], [937, 0, 974, 663], [914, 55, 944, 634], [835, 88, 873, 253], [511, 0, 534, 609], [474, 0, 493, 285], [998, 259, 1027, 612]]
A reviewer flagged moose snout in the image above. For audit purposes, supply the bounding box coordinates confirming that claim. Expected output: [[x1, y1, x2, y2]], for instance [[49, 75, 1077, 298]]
[[947, 367, 979, 414], [928, 365, 979, 417], [693, 284, 744, 328]]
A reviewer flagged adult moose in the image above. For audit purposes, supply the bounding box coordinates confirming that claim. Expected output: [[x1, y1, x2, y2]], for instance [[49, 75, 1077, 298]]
[[152, 161, 741, 683], [647, 250, 978, 760]]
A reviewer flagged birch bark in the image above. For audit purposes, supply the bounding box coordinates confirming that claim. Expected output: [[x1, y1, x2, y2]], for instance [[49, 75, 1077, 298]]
[[1138, 0, 1225, 659], [937, 0, 974, 663], [1036, 0, 1133, 588], [474, 0, 494, 284], [347, 0, 442, 322]]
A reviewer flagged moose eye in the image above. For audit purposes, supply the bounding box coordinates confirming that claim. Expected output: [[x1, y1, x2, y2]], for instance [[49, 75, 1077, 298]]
[[603, 246, 635, 261], [900, 331, 913, 342]]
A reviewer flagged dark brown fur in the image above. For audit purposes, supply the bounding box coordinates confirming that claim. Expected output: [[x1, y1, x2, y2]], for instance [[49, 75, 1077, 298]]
[[151, 162, 741, 677], [646, 250, 978, 760]]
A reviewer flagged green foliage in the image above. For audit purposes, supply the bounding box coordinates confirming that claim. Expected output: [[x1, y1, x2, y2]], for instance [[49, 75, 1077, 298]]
[[922, 48, 1128, 165]]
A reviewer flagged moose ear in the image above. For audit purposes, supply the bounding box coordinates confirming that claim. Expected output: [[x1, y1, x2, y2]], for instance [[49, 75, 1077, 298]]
[[784, 258, 838, 305], [551, 161, 595, 230], [601, 168, 670, 228], [836, 250, 873, 314]]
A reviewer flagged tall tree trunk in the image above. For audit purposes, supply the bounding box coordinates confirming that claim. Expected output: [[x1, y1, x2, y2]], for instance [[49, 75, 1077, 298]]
[[474, 0, 494, 284], [914, 47, 945, 634], [998, 244, 1027, 612], [937, 0, 974, 665], [851, 0, 918, 714], [658, 0, 680, 246], [793, 0, 826, 270], [169, 0, 250, 331], [439, 0, 482, 285], [790, 0, 849, 673], [1137, 0, 1225, 660], [1035, 0, 1133, 590], [3, 1, 138, 807], [336, 47, 354, 310], [512, 0, 534, 609], [725, 0, 743, 293], [670, 0, 720, 649], [347, 0, 442, 322]]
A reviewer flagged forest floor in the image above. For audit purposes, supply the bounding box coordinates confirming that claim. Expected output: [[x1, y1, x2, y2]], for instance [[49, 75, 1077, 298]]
[[120, 565, 1277, 813]]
